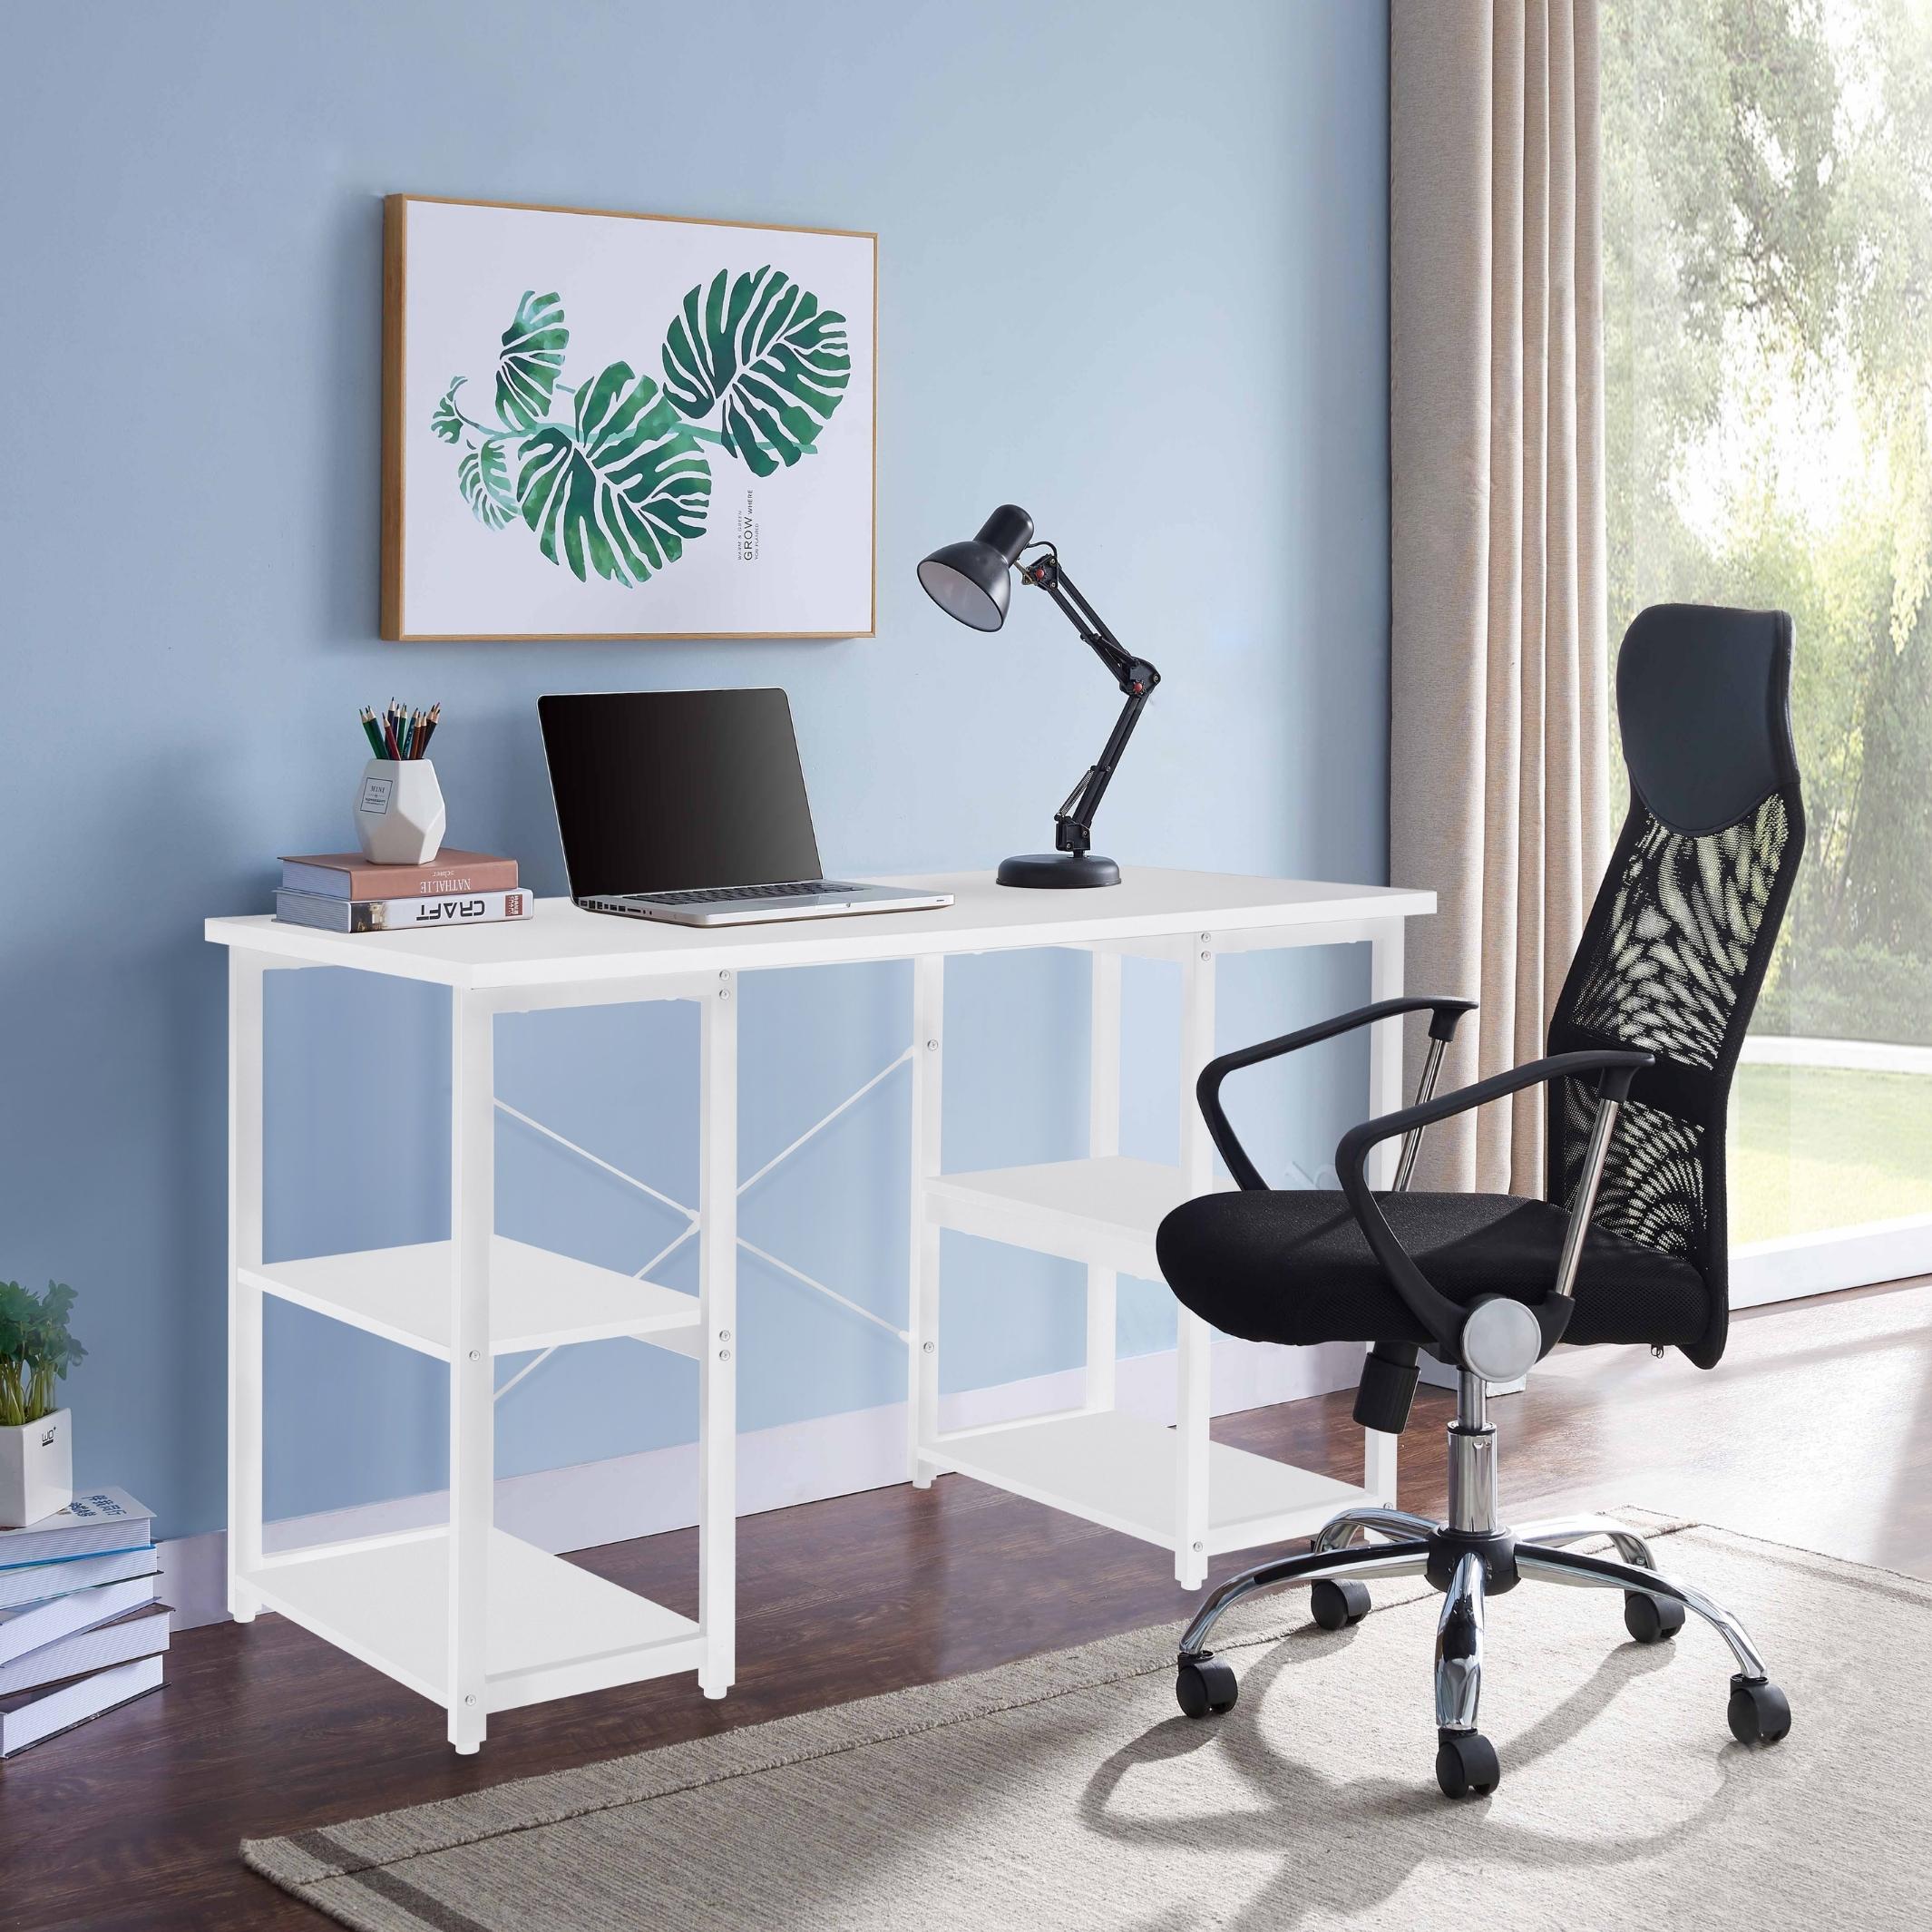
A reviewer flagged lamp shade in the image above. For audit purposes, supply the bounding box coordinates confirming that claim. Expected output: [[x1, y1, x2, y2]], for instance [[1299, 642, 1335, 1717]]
[[916, 503, 1035, 632]]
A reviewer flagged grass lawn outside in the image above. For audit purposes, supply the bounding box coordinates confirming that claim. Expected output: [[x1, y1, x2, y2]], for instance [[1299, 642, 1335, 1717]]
[[1731, 1061, 1932, 1243]]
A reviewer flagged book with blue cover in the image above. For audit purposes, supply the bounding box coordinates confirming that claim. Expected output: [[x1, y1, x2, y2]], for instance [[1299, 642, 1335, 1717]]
[[0, 1544, 159, 1612]]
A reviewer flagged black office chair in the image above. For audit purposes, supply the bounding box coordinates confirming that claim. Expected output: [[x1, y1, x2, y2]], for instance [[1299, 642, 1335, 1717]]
[[1156, 605, 1804, 1798]]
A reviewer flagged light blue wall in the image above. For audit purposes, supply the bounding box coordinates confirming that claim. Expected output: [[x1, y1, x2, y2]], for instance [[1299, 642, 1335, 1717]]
[[0, 0, 1390, 1538]]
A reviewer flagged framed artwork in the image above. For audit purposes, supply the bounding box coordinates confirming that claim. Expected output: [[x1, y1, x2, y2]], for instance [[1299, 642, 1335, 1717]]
[[380, 194, 875, 640]]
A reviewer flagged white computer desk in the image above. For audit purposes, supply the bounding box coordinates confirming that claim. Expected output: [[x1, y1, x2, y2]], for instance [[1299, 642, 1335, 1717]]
[[207, 866, 1433, 1751]]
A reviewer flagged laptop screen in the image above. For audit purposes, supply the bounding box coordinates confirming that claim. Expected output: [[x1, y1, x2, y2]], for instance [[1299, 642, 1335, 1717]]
[[538, 688, 824, 897]]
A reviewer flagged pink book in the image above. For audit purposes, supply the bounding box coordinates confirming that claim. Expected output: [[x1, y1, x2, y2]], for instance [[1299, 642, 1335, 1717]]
[[279, 849, 519, 898]]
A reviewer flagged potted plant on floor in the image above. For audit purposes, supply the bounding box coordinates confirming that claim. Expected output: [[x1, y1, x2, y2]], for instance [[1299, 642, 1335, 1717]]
[[0, 1280, 84, 1528]]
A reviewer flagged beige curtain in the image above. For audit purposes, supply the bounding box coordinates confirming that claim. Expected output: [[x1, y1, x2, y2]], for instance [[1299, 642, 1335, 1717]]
[[1390, 0, 1611, 1195]]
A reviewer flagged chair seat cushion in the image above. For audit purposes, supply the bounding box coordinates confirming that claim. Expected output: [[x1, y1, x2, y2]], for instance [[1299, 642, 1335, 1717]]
[[1156, 1190, 1709, 1350]]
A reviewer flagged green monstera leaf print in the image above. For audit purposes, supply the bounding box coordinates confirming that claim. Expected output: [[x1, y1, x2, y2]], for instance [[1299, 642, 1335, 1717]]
[[496, 290, 569, 430], [516, 361, 710, 585], [431, 377, 468, 443], [659, 268, 850, 477], [435, 268, 854, 586], [457, 438, 517, 530]]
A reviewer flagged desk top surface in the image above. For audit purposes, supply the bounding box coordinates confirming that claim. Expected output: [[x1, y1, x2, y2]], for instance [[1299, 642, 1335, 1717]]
[[206, 868, 1434, 990]]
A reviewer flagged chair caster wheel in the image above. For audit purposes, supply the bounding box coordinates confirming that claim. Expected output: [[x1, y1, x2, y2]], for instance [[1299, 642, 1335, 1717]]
[[1310, 1578, 1371, 1631], [1175, 1655, 1238, 1719], [1624, 1590, 1686, 1644], [1727, 1675, 1791, 1746], [1435, 1728, 1500, 1799]]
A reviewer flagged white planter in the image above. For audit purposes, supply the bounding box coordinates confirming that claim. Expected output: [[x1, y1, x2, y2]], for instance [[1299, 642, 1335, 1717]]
[[353, 758, 446, 864], [0, 1408, 73, 1529]]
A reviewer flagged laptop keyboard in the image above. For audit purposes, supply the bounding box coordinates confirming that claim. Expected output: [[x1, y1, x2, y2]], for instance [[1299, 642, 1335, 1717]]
[[623, 881, 860, 907]]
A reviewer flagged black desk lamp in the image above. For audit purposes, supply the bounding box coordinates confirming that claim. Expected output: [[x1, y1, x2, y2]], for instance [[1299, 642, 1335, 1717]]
[[917, 504, 1159, 888]]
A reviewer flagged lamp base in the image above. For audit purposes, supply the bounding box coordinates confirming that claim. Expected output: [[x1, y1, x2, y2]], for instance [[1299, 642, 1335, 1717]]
[[996, 852, 1121, 889]]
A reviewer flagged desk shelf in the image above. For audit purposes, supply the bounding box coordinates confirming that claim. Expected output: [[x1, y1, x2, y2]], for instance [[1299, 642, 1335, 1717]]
[[244, 1527, 704, 1715], [934, 1410, 1372, 1558], [240, 1236, 702, 1361], [918, 1141, 1374, 1578], [922, 1155, 1205, 1276]]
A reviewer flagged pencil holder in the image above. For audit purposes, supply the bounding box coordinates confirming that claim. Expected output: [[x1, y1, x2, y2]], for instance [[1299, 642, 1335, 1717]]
[[354, 757, 446, 864]]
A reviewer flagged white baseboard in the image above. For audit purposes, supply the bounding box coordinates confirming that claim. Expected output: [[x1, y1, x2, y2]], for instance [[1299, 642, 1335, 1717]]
[[164, 1335, 1363, 1631], [157, 1527, 230, 1634]]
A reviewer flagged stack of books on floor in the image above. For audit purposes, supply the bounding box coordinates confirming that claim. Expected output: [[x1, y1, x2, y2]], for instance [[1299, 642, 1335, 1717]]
[[0, 1488, 168, 1758], [275, 849, 531, 933]]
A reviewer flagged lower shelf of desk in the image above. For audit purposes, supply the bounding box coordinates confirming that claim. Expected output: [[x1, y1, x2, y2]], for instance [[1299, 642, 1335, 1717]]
[[240, 1237, 702, 1361], [933, 1409, 1371, 1557], [241, 1527, 703, 1714]]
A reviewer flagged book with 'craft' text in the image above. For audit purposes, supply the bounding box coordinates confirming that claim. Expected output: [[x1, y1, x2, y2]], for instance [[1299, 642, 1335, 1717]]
[[275, 887, 534, 933]]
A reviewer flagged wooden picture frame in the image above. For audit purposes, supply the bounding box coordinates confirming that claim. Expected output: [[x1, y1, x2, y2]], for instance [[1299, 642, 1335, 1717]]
[[380, 194, 877, 641]]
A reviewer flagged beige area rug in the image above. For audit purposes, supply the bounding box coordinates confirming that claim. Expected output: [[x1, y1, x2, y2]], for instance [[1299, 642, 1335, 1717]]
[[245, 1517, 1932, 1930]]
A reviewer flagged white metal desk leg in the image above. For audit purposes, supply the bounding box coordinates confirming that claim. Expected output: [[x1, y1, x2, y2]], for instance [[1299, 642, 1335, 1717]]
[[1175, 940, 1216, 1589], [698, 974, 738, 1698], [1362, 919, 1405, 1506], [227, 952, 266, 1623], [1085, 951, 1121, 1413], [1366, 919, 1406, 1176], [908, 955, 943, 1487], [448, 990, 494, 1753]]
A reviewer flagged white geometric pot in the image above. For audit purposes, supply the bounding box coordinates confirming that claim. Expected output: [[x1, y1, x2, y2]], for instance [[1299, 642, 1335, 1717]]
[[353, 758, 446, 864], [0, 1408, 73, 1529]]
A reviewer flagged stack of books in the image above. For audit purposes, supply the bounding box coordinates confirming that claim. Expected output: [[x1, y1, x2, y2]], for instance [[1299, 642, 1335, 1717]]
[[0, 1488, 168, 1758], [275, 849, 532, 933]]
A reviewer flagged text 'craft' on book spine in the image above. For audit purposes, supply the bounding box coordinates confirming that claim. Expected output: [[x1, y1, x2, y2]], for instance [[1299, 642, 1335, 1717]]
[[275, 887, 533, 933]]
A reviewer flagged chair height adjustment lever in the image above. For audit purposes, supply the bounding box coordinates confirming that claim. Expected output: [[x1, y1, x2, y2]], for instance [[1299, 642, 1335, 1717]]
[[1353, 1342, 1421, 1435]]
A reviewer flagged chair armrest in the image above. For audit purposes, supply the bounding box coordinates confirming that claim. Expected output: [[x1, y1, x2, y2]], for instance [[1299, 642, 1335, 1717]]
[[1332, 1049, 1652, 1359], [1198, 995, 1477, 1192]]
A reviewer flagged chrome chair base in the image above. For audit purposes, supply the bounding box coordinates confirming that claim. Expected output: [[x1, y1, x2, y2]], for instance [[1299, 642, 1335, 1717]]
[[1174, 1373, 1791, 1797]]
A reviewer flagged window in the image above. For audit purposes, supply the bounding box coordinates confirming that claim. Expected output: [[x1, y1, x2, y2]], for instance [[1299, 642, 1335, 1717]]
[[1604, 0, 1932, 1289]]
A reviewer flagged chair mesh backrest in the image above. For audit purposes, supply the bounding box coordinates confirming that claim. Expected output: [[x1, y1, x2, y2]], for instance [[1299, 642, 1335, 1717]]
[[1545, 607, 1805, 1368]]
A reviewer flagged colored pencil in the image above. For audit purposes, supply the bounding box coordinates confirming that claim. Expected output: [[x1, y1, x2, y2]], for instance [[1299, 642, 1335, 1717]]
[[358, 700, 441, 759]]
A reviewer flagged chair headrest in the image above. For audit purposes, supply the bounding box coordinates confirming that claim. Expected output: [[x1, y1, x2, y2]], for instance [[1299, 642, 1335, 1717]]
[[1616, 604, 1799, 835]]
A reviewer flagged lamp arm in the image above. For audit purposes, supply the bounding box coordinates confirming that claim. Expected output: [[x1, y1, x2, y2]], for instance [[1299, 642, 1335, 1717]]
[[1019, 551, 1161, 856], [1024, 557, 1141, 684], [1052, 688, 1151, 854]]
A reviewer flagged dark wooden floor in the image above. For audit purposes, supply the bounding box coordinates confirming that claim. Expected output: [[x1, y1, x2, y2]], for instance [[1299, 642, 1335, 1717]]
[[7, 1278, 1930, 1932]]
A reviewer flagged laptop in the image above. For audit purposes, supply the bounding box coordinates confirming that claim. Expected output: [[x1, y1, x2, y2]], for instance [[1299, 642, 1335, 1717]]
[[538, 688, 954, 927]]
